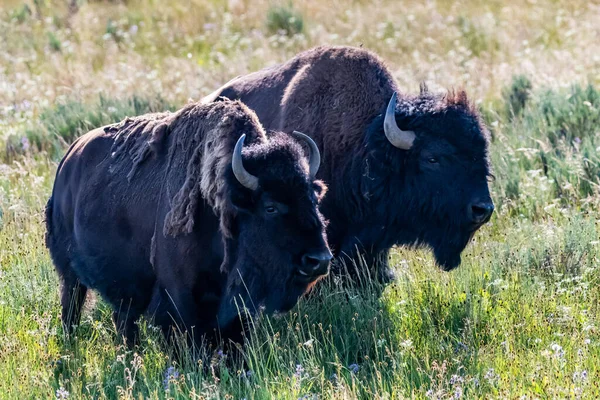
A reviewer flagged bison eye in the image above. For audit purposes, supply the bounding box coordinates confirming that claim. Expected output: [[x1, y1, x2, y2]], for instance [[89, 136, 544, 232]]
[[265, 205, 278, 214], [428, 157, 438, 164]]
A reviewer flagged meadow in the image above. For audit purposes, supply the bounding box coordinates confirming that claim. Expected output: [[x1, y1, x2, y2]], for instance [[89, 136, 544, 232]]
[[1, 0, 600, 398]]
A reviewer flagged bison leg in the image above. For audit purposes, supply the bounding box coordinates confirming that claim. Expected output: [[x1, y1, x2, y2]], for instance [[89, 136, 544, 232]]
[[333, 248, 395, 285], [59, 271, 88, 336], [151, 286, 204, 348], [113, 298, 148, 347], [113, 309, 138, 346], [367, 250, 396, 284]]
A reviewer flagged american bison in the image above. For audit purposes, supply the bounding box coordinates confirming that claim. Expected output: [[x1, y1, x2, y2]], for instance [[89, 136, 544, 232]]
[[45, 99, 332, 346], [203, 46, 494, 282]]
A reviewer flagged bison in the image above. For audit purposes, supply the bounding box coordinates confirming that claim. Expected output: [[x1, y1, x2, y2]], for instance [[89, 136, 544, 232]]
[[45, 99, 332, 346], [203, 46, 494, 282]]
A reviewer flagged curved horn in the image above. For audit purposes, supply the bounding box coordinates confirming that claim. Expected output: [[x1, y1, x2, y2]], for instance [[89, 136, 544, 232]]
[[292, 131, 320, 179], [384, 92, 416, 150], [232, 134, 259, 191]]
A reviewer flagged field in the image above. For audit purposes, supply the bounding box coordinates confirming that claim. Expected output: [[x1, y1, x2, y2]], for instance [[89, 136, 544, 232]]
[[1, 0, 600, 398]]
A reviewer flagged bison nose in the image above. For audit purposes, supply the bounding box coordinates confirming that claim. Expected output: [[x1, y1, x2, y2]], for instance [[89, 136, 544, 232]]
[[299, 250, 332, 278], [469, 201, 494, 225]]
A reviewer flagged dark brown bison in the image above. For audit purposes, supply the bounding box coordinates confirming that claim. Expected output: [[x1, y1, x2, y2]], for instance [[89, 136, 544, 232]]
[[203, 46, 494, 282], [45, 99, 332, 346]]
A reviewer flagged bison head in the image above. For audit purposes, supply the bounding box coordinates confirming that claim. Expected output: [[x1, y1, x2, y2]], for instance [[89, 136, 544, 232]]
[[217, 131, 331, 334], [367, 88, 494, 271]]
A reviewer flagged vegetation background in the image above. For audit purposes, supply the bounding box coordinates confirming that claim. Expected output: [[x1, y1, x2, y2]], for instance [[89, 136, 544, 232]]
[[1, 0, 600, 398]]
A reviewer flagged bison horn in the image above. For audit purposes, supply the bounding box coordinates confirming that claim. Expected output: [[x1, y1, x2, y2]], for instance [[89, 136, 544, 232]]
[[291, 131, 321, 179], [232, 134, 259, 191], [384, 92, 415, 150]]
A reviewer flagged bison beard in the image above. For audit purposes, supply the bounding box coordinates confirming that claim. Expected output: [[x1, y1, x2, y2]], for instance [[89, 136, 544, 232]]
[[203, 45, 494, 281], [45, 99, 331, 348]]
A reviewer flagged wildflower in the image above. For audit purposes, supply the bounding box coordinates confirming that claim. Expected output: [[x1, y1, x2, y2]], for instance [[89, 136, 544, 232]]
[[450, 374, 463, 385], [244, 370, 253, 379], [484, 368, 497, 382], [131, 353, 143, 370], [56, 387, 69, 399], [294, 364, 305, 378], [455, 342, 468, 352], [19, 100, 32, 111], [21, 137, 30, 152], [348, 363, 359, 374], [551, 343, 565, 359], [425, 389, 434, 398], [163, 366, 180, 391], [454, 386, 463, 399], [129, 25, 138, 35]]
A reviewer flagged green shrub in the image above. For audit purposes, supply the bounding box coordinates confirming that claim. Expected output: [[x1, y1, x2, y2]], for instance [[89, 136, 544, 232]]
[[490, 83, 600, 218], [266, 3, 304, 36], [533, 84, 600, 146], [21, 95, 176, 159], [502, 75, 532, 120], [47, 31, 61, 52], [9, 4, 32, 23]]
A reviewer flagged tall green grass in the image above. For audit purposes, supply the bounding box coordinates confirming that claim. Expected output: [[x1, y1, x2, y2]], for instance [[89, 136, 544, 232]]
[[1, 79, 600, 398], [4, 95, 176, 161], [491, 81, 600, 219]]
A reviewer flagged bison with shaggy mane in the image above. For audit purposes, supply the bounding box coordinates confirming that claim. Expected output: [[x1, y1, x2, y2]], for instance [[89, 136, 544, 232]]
[[204, 46, 494, 282], [45, 99, 331, 346]]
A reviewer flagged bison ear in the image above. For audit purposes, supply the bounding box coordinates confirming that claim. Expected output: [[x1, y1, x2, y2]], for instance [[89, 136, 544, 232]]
[[313, 180, 328, 203]]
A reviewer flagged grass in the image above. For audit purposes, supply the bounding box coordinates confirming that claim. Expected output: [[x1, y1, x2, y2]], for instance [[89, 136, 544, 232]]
[[1, 0, 600, 398], [266, 3, 304, 36], [5, 95, 176, 160]]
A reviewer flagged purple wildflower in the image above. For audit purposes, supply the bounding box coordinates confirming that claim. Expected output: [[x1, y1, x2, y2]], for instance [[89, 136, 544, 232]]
[[21, 137, 30, 152], [450, 374, 464, 385], [454, 386, 463, 399], [294, 364, 305, 378], [163, 366, 180, 391], [56, 387, 69, 399]]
